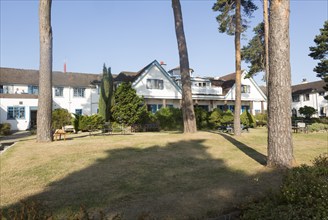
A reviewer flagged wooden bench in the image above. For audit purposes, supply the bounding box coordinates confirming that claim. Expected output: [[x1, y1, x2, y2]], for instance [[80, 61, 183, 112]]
[[131, 123, 160, 132], [53, 129, 66, 141]]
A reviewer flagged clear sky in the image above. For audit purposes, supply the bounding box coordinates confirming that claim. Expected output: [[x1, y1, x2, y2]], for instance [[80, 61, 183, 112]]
[[1, 0, 327, 86]]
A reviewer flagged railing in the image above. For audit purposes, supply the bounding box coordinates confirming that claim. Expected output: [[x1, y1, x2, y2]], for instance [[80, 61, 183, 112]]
[[192, 86, 222, 95]]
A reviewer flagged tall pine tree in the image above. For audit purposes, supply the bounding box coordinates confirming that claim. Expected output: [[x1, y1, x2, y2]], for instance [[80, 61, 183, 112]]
[[98, 64, 113, 122], [213, 0, 257, 136], [309, 21, 328, 99]]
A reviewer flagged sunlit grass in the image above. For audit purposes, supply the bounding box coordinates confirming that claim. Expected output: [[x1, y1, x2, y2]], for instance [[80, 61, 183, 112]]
[[1, 128, 327, 218]]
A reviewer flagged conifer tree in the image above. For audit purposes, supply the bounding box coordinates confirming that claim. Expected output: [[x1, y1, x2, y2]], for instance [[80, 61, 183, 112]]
[[309, 21, 328, 99], [98, 64, 113, 122]]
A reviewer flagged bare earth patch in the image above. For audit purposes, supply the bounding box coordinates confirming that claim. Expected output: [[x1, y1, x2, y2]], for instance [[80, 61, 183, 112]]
[[0, 128, 327, 219]]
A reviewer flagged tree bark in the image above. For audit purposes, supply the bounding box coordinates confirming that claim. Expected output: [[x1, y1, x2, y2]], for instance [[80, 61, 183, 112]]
[[234, 0, 242, 136], [172, 0, 197, 133], [263, 0, 270, 85], [267, 0, 293, 168], [37, 0, 53, 142]]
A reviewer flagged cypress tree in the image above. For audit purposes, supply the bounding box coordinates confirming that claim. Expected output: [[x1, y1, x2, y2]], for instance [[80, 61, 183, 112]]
[[98, 64, 113, 122]]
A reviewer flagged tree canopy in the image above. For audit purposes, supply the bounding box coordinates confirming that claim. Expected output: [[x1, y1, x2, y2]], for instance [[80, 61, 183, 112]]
[[309, 20, 328, 99], [241, 22, 265, 78], [212, 0, 257, 35]]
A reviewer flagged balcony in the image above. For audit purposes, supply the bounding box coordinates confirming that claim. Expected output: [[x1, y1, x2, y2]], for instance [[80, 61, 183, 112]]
[[192, 86, 222, 95]]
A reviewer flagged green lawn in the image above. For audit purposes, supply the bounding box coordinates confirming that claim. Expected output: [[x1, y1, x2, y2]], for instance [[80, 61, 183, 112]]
[[1, 128, 327, 219]]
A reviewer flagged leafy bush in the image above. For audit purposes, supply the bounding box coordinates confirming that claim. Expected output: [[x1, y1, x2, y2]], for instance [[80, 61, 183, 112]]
[[0, 123, 11, 135], [241, 154, 328, 220], [194, 107, 210, 130], [307, 123, 328, 132], [155, 107, 183, 131], [299, 105, 317, 119], [255, 113, 267, 126], [79, 114, 105, 132], [209, 108, 223, 128], [52, 108, 72, 129], [221, 110, 234, 125], [240, 111, 256, 127]]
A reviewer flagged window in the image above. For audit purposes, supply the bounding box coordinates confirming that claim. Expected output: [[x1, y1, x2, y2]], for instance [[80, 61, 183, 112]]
[[7, 106, 25, 119], [0, 85, 3, 94], [54, 87, 64, 97], [28, 85, 39, 94], [319, 92, 325, 96], [292, 95, 300, 102], [217, 105, 225, 111], [241, 85, 250, 93], [241, 105, 250, 113], [147, 104, 162, 113], [320, 107, 326, 116], [73, 88, 86, 97], [303, 94, 310, 101], [146, 79, 164, 90], [166, 104, 174, 108], [75, 109, 82, 115]]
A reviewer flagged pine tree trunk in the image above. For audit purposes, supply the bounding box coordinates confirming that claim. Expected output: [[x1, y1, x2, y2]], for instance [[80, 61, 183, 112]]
[[234, 0, 242, 136], [263, 0, 270, 85], [172, 0, 197, 133], [267, 0, 293, 168], [37, 0, 53, 142]]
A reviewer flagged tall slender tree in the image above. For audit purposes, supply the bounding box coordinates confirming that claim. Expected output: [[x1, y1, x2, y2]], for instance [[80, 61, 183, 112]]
[[267, 0, 293, 168], [172, 0, 197, 133], [37, 0, 53, 142], [213, 0, 257, 136], [99, 64, 113, 122]]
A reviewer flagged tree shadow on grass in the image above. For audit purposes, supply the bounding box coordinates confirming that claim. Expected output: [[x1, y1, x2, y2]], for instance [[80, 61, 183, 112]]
[[2, 138, 279, 219], [211, 131, 267, 166]]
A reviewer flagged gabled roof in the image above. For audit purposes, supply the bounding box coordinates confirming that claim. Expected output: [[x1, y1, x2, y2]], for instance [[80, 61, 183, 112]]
[[0, 67, 102, 87], [114, 71, 138, 83], [292, 80, 325, 95], [132, 60, 182, 93]]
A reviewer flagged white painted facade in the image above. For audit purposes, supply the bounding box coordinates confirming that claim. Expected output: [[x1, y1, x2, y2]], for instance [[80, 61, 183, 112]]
[[1, 61, 268, 130], [292, 89, 328, 118]]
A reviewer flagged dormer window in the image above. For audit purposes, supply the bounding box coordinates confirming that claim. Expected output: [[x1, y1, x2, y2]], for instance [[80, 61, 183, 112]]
[[303, 94, 310, 101], [241, 85, 250, 93], [146, 79, 163, 90]]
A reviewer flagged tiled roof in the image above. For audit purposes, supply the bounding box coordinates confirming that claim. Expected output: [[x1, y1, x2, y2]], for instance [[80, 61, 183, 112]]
[[292, 80, 325, 95], [114, 71, 138, 83], [0, 67, 102, 87]]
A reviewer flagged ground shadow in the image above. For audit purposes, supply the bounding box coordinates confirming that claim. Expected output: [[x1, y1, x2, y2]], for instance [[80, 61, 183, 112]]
[[2, 138, 278, 219], [218, 132, 267, 166]]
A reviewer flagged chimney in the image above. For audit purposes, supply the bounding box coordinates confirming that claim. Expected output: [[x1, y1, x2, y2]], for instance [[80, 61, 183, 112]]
[[302, 78, 307, 84], [160, 61, 167, 71], [64, 62, 67, 73]]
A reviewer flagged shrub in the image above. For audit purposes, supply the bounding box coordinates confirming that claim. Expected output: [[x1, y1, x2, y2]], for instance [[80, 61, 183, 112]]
[[255, 113, 267, 126], [72, 114, 82, 133], [221, 110, 234, 125], [0, 123, 11, 135], [209, 108, 223, 128], [240, 111, 256, 127], [307, 123, 328, 132], [194, 107, 210, 130], [155, 107, 183, 131], [52, 108, 72, 129], [79, 114, 105, 132], [241, 154, 328, 220]]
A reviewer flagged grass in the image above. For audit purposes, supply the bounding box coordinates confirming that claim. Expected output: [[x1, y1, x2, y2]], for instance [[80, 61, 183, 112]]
[[0, 128, 327, 219]]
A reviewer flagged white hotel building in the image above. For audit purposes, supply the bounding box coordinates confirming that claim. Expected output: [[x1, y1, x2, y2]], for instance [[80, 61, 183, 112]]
[[1, 60, 268, 130]]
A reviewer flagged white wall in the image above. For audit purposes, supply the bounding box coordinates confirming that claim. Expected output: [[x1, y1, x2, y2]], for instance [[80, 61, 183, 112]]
[[0, 98, 38, 130]]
